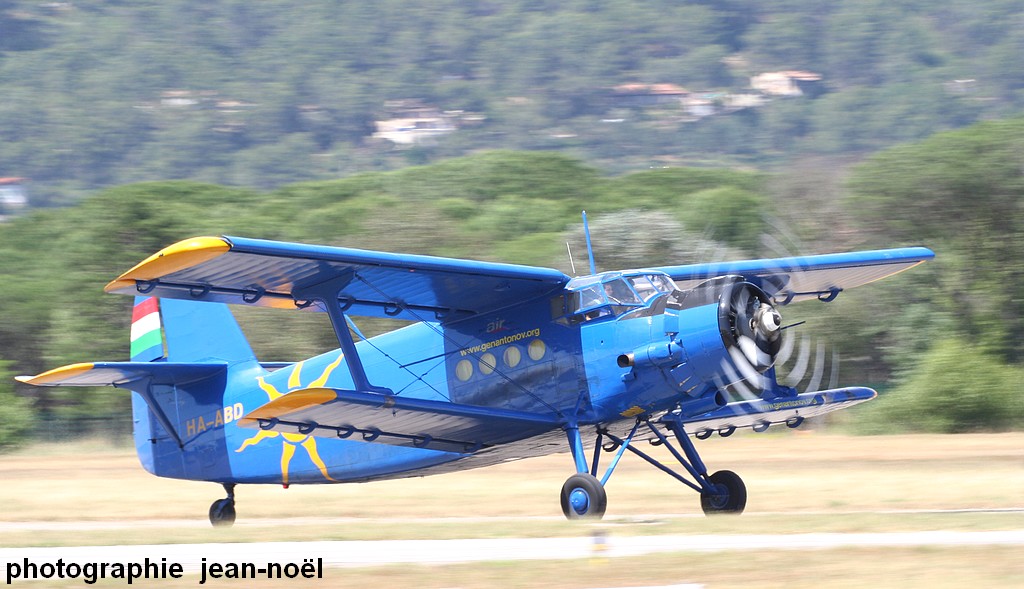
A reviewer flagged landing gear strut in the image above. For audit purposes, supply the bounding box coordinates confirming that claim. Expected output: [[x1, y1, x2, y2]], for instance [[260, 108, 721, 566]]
[[209, 483, 236, 527], [560, 416, 747, 520]]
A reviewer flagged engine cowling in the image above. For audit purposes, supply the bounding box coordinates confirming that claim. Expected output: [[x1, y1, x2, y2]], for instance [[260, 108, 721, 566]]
[[663, 276, 783, 397]]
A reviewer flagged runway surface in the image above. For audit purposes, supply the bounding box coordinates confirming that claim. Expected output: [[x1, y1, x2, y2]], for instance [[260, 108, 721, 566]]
[[2, 507, 1021, 533], [3, 529, 1023, 573]]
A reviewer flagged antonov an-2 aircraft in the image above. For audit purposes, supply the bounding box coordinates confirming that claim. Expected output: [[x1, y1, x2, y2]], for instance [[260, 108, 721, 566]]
[[19, 231, 933, 525]]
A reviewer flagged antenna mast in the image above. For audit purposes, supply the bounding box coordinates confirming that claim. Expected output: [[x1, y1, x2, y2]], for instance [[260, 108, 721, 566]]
[[582, 210, 597, 275]]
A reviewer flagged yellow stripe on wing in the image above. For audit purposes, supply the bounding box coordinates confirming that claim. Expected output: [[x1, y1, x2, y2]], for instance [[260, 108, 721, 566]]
[[237, 387, 339, 427], [104, 236, 231, 293]]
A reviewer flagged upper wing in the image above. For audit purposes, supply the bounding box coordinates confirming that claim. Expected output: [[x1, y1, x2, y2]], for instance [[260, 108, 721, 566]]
[[654, 247, 935, 304], [105, 236, 571, 322], [238, 387, 563, 454]]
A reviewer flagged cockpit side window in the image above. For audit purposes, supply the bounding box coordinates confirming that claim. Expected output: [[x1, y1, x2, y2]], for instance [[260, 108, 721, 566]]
[[577, 284, 605, 309], [648, 274, 678, 293], [627, 276, 659, 301], [564, 274, 664, 323]]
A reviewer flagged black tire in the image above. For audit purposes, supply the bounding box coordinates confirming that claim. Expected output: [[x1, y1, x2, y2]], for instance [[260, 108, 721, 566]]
[[560, 473, 608, 520], [700, 470, 746, 515], [209, 498, 236, 527]]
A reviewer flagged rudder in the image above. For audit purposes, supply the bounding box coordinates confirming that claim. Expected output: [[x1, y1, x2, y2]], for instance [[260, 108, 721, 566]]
[[130, 296, 258, 481]]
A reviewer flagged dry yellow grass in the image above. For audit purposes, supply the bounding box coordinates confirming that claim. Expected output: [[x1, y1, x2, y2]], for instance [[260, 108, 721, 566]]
[[2, 431, 1021, 523], [2, 432, 1022, 588]]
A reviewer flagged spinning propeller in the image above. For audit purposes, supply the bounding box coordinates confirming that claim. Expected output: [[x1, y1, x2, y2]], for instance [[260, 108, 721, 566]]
[[721, 281, 783, 382], [713, 231, 842, 405]]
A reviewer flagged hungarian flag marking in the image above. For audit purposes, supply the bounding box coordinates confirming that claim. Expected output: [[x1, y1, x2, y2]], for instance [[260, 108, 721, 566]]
[[131, 297, 164, 361]]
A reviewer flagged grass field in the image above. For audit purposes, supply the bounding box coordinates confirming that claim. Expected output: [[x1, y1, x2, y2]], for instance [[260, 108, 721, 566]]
[[2, 432, 1022, 587]]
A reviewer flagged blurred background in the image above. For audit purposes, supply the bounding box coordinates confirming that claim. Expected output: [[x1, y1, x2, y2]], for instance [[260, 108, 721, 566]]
[[0, 0, 1021, 447]]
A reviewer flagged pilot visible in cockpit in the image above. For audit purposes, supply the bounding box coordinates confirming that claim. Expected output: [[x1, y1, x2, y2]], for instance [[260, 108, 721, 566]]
[[604, 280, 637, 305]]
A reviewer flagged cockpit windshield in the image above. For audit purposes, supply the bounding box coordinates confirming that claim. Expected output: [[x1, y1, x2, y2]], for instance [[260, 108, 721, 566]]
[[563, 271, 678, 320]]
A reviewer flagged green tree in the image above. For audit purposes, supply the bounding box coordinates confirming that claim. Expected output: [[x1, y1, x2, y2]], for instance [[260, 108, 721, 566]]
[[0, 360, 33, 451], [856, 339, 1024, 433], [848, 117, 1024, 362], [677, 186, 770, 253]]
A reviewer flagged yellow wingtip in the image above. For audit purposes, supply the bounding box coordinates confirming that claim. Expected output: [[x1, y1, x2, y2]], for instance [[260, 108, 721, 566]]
[[104, 236, 231, 293], [17, 363, 96, 386]]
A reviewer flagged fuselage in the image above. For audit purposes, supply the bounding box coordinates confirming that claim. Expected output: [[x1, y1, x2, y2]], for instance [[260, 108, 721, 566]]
[[134, 270, 745, 486]]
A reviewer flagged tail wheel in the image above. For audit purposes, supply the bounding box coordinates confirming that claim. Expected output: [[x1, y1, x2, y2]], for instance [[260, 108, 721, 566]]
[[560, 473, 607, 520], [700, 470, 746, 515]]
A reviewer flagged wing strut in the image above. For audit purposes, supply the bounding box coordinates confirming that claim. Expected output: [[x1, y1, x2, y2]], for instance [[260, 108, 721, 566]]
[[294, 272, 391, 395]]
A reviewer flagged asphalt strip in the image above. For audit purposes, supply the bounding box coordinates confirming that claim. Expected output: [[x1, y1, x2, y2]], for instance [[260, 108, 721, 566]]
[[2, 530, 1023, 573], [2, 507, 1021, 532]]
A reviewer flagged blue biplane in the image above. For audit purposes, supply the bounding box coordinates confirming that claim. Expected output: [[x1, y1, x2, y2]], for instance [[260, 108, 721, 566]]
[[19, 231, 933, 525]]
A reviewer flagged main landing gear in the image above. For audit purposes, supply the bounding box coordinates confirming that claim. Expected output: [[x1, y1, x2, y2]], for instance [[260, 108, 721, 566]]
[[560, 473, 608, 519], [560, 415, 747, 520], [209, 483, 236, 527]]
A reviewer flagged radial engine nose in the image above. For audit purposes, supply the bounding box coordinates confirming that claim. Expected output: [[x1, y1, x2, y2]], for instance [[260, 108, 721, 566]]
[[662, 276, 784, 391], [753, 305, 782, 336], [720, 281, 783, 374]]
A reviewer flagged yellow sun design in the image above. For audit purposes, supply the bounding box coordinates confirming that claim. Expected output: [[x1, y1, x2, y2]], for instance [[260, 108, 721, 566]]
[[235, 354, 344, 484]]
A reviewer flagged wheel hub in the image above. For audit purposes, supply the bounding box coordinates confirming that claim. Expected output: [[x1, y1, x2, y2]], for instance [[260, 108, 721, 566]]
[[706, 485, 730, 510], [560, 473, 607, 520], [569, 488, 590, 514]]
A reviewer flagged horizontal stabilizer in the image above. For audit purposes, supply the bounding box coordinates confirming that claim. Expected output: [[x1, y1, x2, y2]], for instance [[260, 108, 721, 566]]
[[239, 387, 563, 454], [17, 362, 227, 388], [666, 387, 877, 434]]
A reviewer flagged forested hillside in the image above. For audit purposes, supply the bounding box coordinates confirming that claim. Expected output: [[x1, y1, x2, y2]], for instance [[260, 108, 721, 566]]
[[2, 0, 1023, 201], [1, 1, 1022, 444]]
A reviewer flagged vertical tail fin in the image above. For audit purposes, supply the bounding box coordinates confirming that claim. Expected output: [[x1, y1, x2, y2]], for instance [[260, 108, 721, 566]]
[[128, 296, 257, 481], [159, 297, 257, 364], [129, 296, 256, 364]]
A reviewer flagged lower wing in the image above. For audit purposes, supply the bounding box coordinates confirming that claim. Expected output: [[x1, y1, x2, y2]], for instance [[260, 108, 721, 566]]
[[238, 387, 564, 454], [664, 387, 876, 435]]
